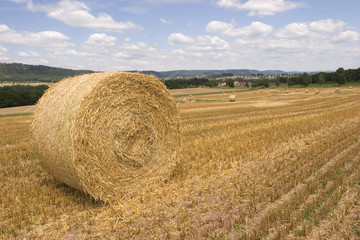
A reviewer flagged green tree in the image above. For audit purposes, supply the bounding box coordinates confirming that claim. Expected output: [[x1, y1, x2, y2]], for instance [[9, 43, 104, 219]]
[[336, 67, 346, 85], [274, 77, 281, 87], [226, 79, 235, 88], [263, 79, 270, 88], [318, 73, 325, 85], [300, 72, 310, 86]]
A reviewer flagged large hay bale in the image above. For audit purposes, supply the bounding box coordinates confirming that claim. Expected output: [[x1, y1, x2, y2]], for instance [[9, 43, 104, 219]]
[[31, 72, 180, 203], [335, 88, 342, 94]]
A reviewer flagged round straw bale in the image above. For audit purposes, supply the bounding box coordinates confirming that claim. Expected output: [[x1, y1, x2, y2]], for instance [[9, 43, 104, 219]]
[[335, 88, 342, 94], [31, 72, 180, 203], [229, 94, 236, 102]]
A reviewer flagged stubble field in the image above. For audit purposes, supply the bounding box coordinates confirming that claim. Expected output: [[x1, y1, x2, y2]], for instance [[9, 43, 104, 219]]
[[1, 87, 360, 239]]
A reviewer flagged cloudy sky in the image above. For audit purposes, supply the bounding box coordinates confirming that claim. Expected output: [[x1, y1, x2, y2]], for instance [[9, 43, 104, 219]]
[[0, 0, 359, 72]]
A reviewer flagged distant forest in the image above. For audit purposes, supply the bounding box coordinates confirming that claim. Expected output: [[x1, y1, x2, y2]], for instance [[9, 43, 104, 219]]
[[0, 63, 93, 82], [0, 85, 49, 108], [285, 67, 360, 87]]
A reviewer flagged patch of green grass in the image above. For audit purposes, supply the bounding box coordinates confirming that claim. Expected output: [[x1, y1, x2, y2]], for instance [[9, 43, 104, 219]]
[[261, 231, 269, 237], [304, 204, 320, 222], [0, 113, 33, 119], [294, 228, 305, 236], [354, 225, 360, 235], [333, 168, 348, 181]]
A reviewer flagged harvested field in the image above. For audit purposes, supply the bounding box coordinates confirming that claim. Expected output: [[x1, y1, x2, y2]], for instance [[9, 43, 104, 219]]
[[169, 87, 232, 96], [0, 105, 36, 116], [1, 86, 360, 239]]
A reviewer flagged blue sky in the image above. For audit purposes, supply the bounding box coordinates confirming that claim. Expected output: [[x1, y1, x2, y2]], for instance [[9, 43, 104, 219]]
[[0, 0, 359, 72]]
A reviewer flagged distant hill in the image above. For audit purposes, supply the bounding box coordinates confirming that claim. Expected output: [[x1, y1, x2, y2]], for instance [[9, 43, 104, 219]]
[[0, 63, 94, 82], [0, 62, 300, 83], [134, 69, 287, 78]]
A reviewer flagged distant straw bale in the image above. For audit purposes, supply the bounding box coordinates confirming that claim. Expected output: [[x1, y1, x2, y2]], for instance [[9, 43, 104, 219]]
[[315, 89, 319, 94], [229, 94, 236, 102], [31, 72, 180, 203], [188, 94, 196, 103], [335, 88, 342, 94]]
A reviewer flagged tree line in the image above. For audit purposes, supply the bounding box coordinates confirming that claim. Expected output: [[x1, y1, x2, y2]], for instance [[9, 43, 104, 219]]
[[163, 67, 359, 89], [0, 85, 49, 108], [243, 67, 359, 89], [163, 77, 219, 89], [284, 67, 360, 87]]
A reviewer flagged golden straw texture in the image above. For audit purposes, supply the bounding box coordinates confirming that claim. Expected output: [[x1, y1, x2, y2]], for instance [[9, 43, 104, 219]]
[[31, 72, 180, 203]]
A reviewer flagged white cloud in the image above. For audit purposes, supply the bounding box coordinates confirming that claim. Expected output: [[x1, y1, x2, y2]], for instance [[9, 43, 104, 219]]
[[168, 33, 229, 51], [168, 33, 195, 45], [206, 21, 273, 38], [114, 42, 158, 59], [82, 33, 117, 55], [171, 48, 187, 55], [274, 22, 309, 38], [0, 24, 73, 50], [332, 31, 360, 42], [53, 49, 80, 56], [160, 18, 173, 24], [83, 33, 117, 47], [216, 0, 305, 16], [25, 0, 142, 32], [17, 51, 40, 57], [309, 19, 346, 33], [206, 21, 233, 33], [190, 35, 230, 51], [274, 19, 358, 42], [265, 39, 303, 50], [10, 0, 29, 3], [0, 45, 7, 52], [0, 45, 9, 61]]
